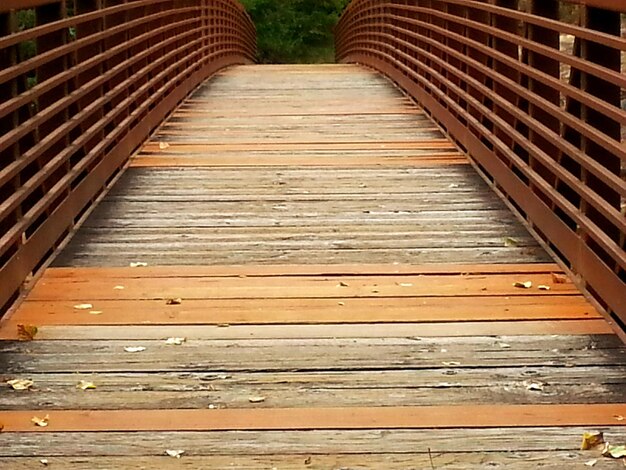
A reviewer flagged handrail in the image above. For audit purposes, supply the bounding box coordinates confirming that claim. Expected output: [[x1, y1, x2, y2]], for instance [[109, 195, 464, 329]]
[[337, 0, 626, 334], [0, 0, 256, 313]]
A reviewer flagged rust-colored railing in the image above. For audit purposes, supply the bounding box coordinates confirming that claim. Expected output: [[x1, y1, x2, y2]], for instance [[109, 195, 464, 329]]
[[0, 0, 256, 313], [337, 0, 626, 332]]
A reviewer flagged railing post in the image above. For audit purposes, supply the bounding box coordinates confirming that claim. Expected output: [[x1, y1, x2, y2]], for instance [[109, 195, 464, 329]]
[[490, 0, 520, 153], [525, 1, 560, 202], [0, 11, 21, 278], [36, 1, 70, 242]]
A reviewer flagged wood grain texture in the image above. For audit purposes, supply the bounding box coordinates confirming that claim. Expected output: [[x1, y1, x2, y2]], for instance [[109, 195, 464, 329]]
[[1, 405, 626, 432], [1, 64, 623, 467]]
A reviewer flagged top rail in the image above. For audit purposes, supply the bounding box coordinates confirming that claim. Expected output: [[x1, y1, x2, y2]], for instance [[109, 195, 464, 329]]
[[336, 0, 626, 335], [0, 0, 256, 313]]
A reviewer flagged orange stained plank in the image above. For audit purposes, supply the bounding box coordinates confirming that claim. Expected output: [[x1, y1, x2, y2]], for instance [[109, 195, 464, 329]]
[[26, 273, 580, 301], [2, 296, 599, 333], [19, 320, 613, 341], [130, 155, 469, 168], [1, 405, 625, 433], [172, 109, 425, 117], [40, 264, 565, 279], [140, 141, 456, 152]]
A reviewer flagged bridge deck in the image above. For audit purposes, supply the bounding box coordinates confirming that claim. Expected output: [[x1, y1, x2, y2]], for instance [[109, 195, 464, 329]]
[[1, 65, 625, 468]]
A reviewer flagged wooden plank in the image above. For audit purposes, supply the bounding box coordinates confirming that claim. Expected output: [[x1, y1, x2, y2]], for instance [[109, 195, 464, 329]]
[[1, 405, 625, 432], [1, 296, 599, 333], [2, 365, 624, 410], [1, 427, 625, 457], [2, 335, 624, 373], [40, 263, 565, 279], [0, 453, 622, 469], [129, 155, 469, 168], [25, 273, 582, 301], [139, 141, 456, 152], [16, 320, 611, 341]]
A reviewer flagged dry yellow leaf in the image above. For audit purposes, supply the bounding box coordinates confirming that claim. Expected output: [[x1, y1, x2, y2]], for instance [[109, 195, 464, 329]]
[[503, 237, 519, 247], [165, 337, 186, 345], [602, 444, 626, 459], [7, 379, 34, 390], [113, 285, 125, 290], [551, 273, 569, 284], [538, 285, 551, 291], [124, 346, 146, 353], [76, 381, 96, 390], [513, 281, 533, 289], [159, 142, 170, 150], [17, 324, 38, 341], [442, 361, 461, 367], [31, 415, 50, 427], [129, 262, 148, 268], [615, 415, 625, 421], [249, 396, 266, 403], [89, 311, 103, 316], [581, 431, 604, 450], [165, 449, 184, 458], [73, 304, 93, 310]]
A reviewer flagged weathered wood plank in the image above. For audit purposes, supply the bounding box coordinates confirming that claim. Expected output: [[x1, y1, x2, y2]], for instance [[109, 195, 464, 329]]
[[2, 335, 624, 373], [1, 366, 624, 410], [0, 428, 625, 456], [1, 453, 622, 470]]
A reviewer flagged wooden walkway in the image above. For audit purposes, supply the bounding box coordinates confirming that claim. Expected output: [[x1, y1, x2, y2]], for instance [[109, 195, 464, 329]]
[[0, 65, 625, 468]]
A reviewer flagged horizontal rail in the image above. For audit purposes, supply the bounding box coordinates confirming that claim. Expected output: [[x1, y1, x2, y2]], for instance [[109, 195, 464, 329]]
[[336, 0, 626, 332], [0, 0, 256, 313]]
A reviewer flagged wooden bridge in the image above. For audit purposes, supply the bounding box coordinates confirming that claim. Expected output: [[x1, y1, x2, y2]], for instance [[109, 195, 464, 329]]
[[1, 1, 625, 468]]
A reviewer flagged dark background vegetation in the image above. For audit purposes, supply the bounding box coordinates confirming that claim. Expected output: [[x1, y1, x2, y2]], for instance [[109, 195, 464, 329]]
[[240, 0, 351, 63]]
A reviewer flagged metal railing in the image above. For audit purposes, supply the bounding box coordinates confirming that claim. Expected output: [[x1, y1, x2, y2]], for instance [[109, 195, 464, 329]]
[[0, 0, 256, 313], [337, 0, 626, 333]]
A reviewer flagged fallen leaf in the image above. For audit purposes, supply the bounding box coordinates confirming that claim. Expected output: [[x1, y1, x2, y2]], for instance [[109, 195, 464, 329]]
[[165, 449, 184, 458], [337, 282, 349, 287], [513, 281, 533, 289], [113, 285, 125, 290], [584, 459, 598, 467], [217, 323, 230, 328], [525, 382, 544, 392], [498, 343, 512, 349], [7, 379, 34, 390], [538, 285, 551, 291], [166, 298, 182, 305], [249, 396, 266, 403], [124, 346, 146, 353], [337, 301, 345, 306], [165, 337, 186, 345], [73, 303, 94, 310], [615, 415, 625, 421], [503, 237, 519, 247], [551, 272, 569, 284], [603, 444, 626, 459], [397, 283, 413, 287], [76, 381, 96, 390], [129, 262, 148, 268], [17, 324, 38, 341], [89, 310, 103, 315], [581, 431, 604, 450], [304, 456, 312, 465], [31, 415, 49, 427], [159, 142, 170, 150], [40, 459, 49, 466], [442, 361, 461, 367]]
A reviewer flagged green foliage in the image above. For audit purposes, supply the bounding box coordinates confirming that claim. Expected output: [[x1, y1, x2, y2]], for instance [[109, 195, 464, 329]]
[[240, 0, 350, 63]]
